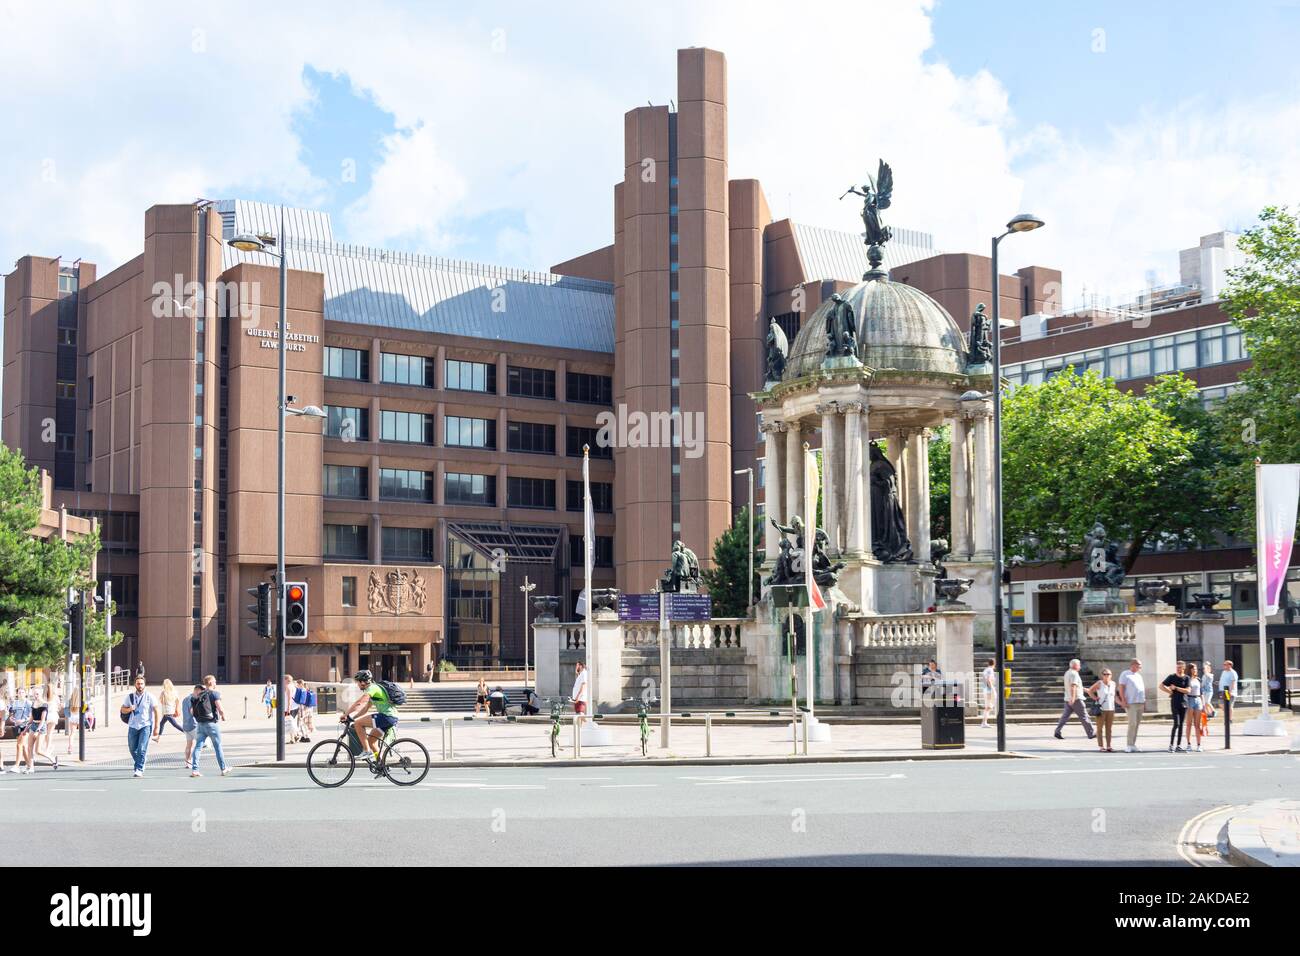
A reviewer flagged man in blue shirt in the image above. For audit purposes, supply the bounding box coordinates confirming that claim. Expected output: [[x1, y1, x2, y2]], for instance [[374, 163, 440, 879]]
[[190, 675, 229, 777], [119, 676, 159, 777]]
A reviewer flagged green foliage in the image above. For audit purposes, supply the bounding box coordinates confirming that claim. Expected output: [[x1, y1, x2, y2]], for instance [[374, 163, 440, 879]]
[[928, 426, 951, 545], [1001, 369, 1226, 571], [0, 444, 104, 668], [438, 659, 458, 673], [1211, 205, 1300, 536], [701, 506, 762, 618]]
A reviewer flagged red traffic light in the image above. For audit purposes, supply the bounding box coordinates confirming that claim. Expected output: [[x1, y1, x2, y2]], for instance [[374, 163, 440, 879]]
[[287, 585, 304, 602]]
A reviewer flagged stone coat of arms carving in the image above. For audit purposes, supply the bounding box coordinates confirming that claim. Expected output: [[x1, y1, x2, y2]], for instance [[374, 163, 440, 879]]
[[368, 569, 427, 615]]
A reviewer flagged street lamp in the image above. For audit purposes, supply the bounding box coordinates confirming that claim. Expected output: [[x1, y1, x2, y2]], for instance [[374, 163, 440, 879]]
[[227, 209, 292, 762], [734, 468, 755, 614], [520, 576, 537, 691], [991, 213, 1045, 753]]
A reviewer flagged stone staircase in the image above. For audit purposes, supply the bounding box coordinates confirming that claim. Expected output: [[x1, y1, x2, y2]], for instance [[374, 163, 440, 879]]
[[400, 684, 529, 713], [1003, 647, 1097, 714]]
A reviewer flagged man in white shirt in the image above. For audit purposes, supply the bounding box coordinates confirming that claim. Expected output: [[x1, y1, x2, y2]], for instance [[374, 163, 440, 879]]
[[571, 662, 590, 725], [1053, 659, 1096, 741], [119, 676, 160, 778], [980, 658, 997, 728], [1116, 658, 1146, 752], [1218, 660, 1238, 697]]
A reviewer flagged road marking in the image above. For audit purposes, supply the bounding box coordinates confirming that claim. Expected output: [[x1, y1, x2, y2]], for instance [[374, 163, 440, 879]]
[[481, 784, 546, 790], [691, 773, 905, 786], [600, 784, 658, 789], [1176, 804, 1243, 867], [547, 776, 612, 781], [1006, 765, 1213, 776], [51, 788, 105, 792]]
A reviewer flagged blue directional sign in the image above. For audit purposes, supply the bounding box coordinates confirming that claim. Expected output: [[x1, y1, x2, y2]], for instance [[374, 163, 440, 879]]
[[618, 593, 660, 622], [666, 593, 712, 621]]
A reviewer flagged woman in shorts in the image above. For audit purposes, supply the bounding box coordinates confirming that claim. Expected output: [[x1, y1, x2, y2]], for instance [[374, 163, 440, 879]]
[[475, 677, 488, 716], [28, 683, 59, 770], [9, 689, 34, 774]]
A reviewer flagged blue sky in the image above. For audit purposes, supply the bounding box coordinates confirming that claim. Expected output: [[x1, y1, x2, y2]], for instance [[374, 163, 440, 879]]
[[1, 0, 1297, 309]]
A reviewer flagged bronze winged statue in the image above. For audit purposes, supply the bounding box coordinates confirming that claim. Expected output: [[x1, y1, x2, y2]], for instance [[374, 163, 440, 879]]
[[842, 159, 894, 248]]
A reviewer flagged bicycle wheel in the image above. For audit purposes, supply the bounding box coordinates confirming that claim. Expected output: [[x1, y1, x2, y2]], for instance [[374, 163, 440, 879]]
[[381, 738, 430, 786], [306, 739, 355, 788]]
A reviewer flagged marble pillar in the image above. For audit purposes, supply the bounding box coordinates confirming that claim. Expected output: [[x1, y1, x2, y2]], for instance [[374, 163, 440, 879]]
[[763, 422, 786, 567], [911, 428, 932, 560], [843, 402, 866, 557], [818, 403, 840, 553], [785, 421, 804, 523], [949, 416, 971, 560], [968, 406, 994, 560]]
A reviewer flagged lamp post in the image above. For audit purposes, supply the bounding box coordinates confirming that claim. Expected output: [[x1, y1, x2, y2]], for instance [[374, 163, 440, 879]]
[[992, 213, 1045, 753], [734, 467, 755, 614], [520, 576, 537, 690], [227, 209, 325, 762]]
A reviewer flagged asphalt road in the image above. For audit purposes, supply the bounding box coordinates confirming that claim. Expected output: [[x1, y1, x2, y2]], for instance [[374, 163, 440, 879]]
[[3, 753, 1297, 866]]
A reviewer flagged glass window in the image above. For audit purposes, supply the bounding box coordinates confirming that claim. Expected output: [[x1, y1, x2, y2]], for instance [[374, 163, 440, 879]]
[[1106, 345, 1129, 381], [323, 464, 368, 499], [1175, 331, 1197, 370], [506, 476, 555, 510], [1153, 336, 1175, 374], [445, 416, 496, 449], [570, 535, 614, 568], [324, 346, 369, 381], [56, 381, 76, 400], [566, 371, 613, 406], [324, 524, 368, 560], [445, 359, 496, 393], [1225, 326, 1244, 362], [567, 480, 613, 512], [444, 472, 497, 506], [1128, 345, 1151, 378], [1085, 350, 1105, 374], [342, 577, 356, 607], [507, 421, 556, 455], [380, 410, 434, 444], [379, 468, 433, 502], [325, 406, 369, 441], [567, 426, 611, 459], [381, 352, 433, 387], [1201, 328, 1224, 366], [382, 527, 435, 563], [506, 366, 556, 400]]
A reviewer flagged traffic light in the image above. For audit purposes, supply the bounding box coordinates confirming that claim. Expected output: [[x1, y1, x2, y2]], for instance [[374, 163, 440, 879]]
[[284, 582, 308, 638], [67, 596, 85, 646], [246, 582, 272, 638]]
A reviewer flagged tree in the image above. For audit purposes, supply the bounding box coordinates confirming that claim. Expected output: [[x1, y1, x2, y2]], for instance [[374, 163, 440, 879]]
[[0, 444, 103, 668], [1212, 205, 1300, 536], [928, 426, 951, 546], [701, 506, 762, 618], [1001, 369, 1226, 571]]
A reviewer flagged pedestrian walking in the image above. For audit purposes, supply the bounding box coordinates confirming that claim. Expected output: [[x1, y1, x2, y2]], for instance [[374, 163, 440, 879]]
[[425, 661, 435, 684], [1116, 659, 1146, 752], [294, 679, 314, 742], [8, 688, 34, 774], [261, 680, 275, 718], [1160, 661, 1191, 752], [190, 675, 229, 777], [571, 661, 590, 725], [63, 681, 80, 755], [1087, 669, 1117, 752], [475, 677, 488, 716], [1218, 660, 1238, 702], [282, 674, 300, 743], [119, 676, 160, 777], [1199, 660, 1215, 737], [29, 682, 60, 770], [157, 679, 184, 736], [181, 683, 201, 768], [1184, 663, 1205, 752], [1053, 659, 1096, 741], [0, 680, 11, 774], [979, 657, 997, 728], [919, 659, 942, 697]]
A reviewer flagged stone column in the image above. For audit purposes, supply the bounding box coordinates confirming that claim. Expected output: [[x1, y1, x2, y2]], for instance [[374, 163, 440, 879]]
[[967, 405, 994, 560], [818, 403, 840, 552], [843, 402, 866, 557], [762, 421, 786, 567], [785, 420, 803, 523], [907, 428, 931, 558], [949, 416, 971, 559]]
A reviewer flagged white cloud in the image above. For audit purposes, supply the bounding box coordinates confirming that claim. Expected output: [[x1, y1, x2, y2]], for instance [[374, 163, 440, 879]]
[[0, 0, 1296, 313]]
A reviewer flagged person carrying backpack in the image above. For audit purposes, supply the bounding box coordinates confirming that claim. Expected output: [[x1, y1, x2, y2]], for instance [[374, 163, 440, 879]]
[[189, 675, 230, 778], [340, 670, 401, 760], [119, 676, 160, 778]]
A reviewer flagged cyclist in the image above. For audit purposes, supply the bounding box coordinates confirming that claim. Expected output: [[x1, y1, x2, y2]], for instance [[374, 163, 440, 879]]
[[341, 670, 398, 759]]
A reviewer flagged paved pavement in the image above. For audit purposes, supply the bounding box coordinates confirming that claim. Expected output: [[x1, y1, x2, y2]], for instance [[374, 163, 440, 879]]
[[19, 681, 1294, 770], [2, 752, 1297, 865], [1226, 799, 1300, 867]]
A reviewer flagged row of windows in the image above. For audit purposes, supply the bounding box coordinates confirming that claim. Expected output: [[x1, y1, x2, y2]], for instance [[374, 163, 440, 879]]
[[324, 347, 611, 406], [1004, 323, 1246, 388], [569, 535, 615, 568], [322, 465, 612, 512]]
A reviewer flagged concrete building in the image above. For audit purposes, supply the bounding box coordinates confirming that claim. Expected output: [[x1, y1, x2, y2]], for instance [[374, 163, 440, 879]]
[[4, 46, 1071, 682]]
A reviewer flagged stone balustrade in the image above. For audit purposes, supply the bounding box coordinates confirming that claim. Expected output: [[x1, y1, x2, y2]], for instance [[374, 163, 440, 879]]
[[857, 613, 938, 648], [1080, 614, 1136, 643], [580, 619, 745, 650], [1008, 621, 1078, 647]]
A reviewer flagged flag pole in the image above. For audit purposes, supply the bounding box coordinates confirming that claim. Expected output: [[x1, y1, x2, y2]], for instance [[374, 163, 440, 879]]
[[583, 445, 594, 721], [1254, 458, 1271, 724], [804, 441, 815, 721]]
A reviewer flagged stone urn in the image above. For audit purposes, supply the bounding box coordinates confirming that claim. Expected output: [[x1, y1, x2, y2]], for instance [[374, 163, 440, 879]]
[[935, 577, 973, 607], [532, 595, 561, 621], [1135, 578, 1171, 607], [591, 588, 620, 613], [1187, 591, 1224, 617]]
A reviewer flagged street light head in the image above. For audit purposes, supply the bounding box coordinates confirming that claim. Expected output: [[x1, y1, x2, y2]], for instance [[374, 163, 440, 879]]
[[227, 232, 271, 252], [298, 405, 327, 419], [1006, 213, 1045, 233]]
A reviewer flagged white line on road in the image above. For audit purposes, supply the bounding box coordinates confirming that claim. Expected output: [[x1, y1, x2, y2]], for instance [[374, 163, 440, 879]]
[[547, 776, 612, 781], [691, 773, 905, 786], [480, 784, 546, 790], [600, 784, 658, 789], [1006, 765, 1213, 776], [51, 788, 105, 792]]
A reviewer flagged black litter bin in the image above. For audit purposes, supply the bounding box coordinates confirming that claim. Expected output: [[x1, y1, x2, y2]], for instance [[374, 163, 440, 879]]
[[315, 685, 339, 715], [921, 679, 965, 749]]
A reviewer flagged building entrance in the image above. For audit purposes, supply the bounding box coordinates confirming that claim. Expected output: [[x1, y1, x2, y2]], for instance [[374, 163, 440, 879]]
[[359, 648, 411, 682]]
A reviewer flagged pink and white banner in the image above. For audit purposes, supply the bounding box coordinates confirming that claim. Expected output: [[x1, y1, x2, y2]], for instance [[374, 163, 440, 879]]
[[1256, 463, 1300, 615]]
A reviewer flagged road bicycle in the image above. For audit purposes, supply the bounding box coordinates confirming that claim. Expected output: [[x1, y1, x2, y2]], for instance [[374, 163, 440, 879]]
[[546, 697, 570, 758], [306, 715, 430, 788], [625, 696, 658, 757]]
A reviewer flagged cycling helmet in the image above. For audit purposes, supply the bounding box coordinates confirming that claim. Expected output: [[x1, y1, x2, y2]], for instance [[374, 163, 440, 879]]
[[353, 669, 373, 683]]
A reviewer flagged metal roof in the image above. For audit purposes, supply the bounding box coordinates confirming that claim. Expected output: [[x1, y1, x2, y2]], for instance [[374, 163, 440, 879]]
[[790, 222, 936, 283], [216, 200, 614, 354]]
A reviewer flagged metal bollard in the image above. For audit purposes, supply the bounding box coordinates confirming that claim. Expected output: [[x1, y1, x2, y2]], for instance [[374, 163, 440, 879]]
[[802, 710, 809, 755], [440, 718, 447, 761], [447, 717, 455, 760], [573, 716, 582, 758], [791, 710, 798, 755], [705, 712, 712, 757]]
